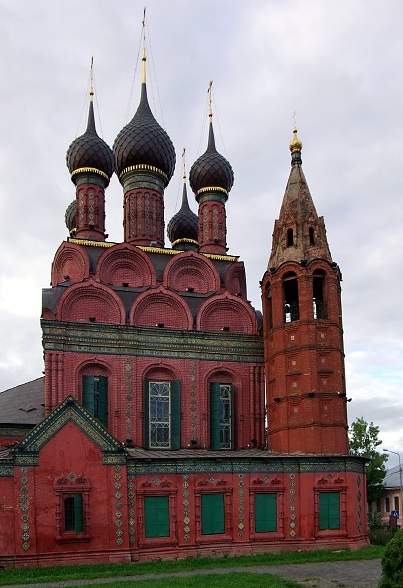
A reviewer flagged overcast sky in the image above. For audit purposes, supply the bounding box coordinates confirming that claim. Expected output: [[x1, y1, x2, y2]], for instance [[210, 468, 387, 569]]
[[0, 0, 402, 463]]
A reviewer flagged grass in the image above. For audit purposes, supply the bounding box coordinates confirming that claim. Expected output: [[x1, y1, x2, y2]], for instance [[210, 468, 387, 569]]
[[72, 572, 302, 588], [0, 545, 385, 586]]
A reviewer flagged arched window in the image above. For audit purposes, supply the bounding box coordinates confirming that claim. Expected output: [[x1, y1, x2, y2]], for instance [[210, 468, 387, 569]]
[[313, 270, 327, 319], [287, 228, 294, 247], [82, 375, 108, 426], [309, 227, 315, 245], [144, 379, 181, 449], [210, 382, 233, 450], [283, 272, 299, 322]]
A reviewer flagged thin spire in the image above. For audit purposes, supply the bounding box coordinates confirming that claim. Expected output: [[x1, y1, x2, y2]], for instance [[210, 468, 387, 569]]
[[206, 81, 216, 151], [181, 147, 190, 209], [141, 7, 147, 84], [86, 56, 96, 134]]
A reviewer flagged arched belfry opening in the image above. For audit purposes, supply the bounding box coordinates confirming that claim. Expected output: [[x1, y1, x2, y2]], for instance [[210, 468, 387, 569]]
[[265, 284, 273, 330], [313, 269, 327, 319], [283, 271, 299, 322]]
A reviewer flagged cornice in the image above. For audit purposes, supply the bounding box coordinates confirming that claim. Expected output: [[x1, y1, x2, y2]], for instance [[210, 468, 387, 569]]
[[127, 454, 367, 476], [66, 238, 239, 262], [41, 321, 263, 364]]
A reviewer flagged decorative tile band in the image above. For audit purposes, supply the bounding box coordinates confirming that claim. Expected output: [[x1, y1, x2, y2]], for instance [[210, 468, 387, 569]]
[[19, 467, 30, 551]]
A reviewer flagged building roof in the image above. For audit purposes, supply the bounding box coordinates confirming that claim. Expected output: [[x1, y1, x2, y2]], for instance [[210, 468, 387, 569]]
[[385, 465, 403, 489], [268, 130, 333, 269], [66, 97, 114, 184], [0, 377, 45, 425]]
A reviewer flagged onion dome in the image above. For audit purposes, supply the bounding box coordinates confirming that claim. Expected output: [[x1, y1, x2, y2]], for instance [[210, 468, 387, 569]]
[[189, 120, 234, 197], [65, 200, 77, 237], [66, 96, 114, 185], [167, 183, 198, 247], [113, 53, 176, 186], [289, 128, 303, 165]]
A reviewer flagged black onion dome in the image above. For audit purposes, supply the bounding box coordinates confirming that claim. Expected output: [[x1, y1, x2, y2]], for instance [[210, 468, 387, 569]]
[[65, 200, 77, 236], [189, 122, 234, 195], [167, 183, 198, 244], [66, 100, 114, 182], [113, 84, 176, 185]]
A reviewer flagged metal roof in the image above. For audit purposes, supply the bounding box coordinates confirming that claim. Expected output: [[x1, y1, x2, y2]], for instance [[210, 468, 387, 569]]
[[0, 377, 45, 425]]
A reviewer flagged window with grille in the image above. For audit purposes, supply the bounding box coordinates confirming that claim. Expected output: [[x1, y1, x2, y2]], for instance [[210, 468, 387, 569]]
[[64, 493, 83, 533], [144, 380, 180, 449], [210, 383, 233, 450]]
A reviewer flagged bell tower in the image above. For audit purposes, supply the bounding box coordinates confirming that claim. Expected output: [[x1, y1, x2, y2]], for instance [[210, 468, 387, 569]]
[[262, 130, 349, 455]]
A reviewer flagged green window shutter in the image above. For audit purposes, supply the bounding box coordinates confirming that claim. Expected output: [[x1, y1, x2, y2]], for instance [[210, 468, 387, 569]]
[[319, 492, 340, 530], [170, 380, 181, 450], [144, 496, 169, 537], [328, 492, 340, 529], [97, 376, 108, 426], [201, 493, 225, 535], [73, 493, 84, 533], [82, 376, 95, 413], [255, 493, 277, 532], [144, 380, 150, 449], [210, 382, 221, 450]]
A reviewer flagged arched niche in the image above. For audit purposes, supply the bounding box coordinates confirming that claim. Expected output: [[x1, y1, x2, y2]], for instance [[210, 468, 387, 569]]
[[197, 293, 257, 334], [225, 262, 247, 298], [130, 286, 193, 330], [164, 251, 220, 294], [57, 280, 125, 324], [51, 242, 89, 286], [98, 243, 156, 287]]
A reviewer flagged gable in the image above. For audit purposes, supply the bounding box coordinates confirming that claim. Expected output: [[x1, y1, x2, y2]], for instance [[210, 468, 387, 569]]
[[15, 396, 126, 466]]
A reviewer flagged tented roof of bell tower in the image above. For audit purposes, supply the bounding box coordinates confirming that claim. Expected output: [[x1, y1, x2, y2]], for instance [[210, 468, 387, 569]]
[[268, 130, 332, 269]]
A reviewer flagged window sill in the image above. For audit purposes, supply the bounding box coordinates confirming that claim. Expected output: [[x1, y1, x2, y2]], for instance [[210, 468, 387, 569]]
[[315, 529, 347, 539], [56, 533, 91, 544], [250, 532, 285, 541], [196, 533, 232, 544], [138, 536, 178, 548]]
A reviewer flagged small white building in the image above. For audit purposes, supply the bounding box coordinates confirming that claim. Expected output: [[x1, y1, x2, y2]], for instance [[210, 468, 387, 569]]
[[379, 466, 403, 528]]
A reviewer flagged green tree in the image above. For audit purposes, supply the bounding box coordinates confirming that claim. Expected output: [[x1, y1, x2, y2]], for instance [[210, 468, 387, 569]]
[[379, 528, 403, 587], [348, 417, 388, 507]]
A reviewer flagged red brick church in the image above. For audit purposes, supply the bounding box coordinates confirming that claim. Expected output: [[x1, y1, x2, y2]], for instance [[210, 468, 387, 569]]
[[0, 48, 368, 566]]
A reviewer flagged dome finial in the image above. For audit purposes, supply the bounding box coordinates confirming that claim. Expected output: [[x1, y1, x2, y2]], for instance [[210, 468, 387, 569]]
[[290, 128, 303, 153], [182, 147, 186, 183], [89, 56, 94, 101], [207, 80, 213, 121], [66, 57, 114, 184], [290, 111, 303, 154], [141, 7, 147, 84]]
